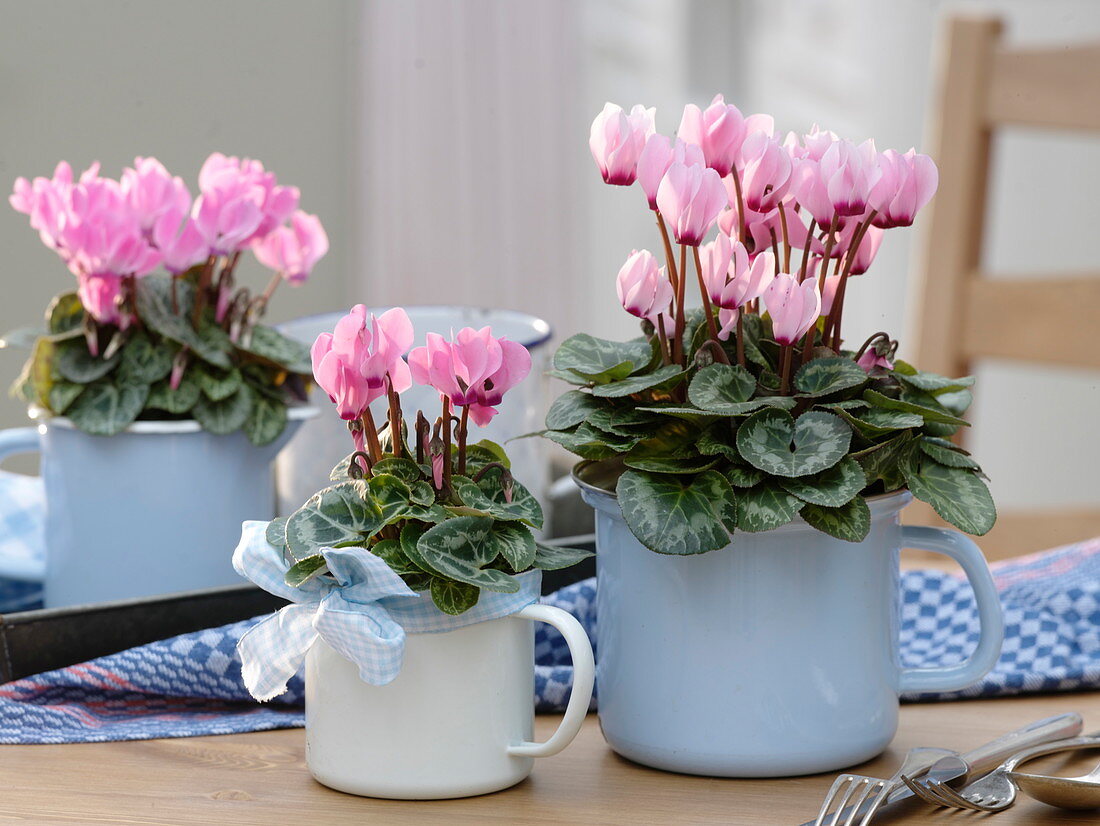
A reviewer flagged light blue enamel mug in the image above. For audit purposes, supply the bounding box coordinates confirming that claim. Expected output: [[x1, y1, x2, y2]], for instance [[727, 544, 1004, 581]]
[[0, 409, 312, 607], [577, 481, 1004, 777]]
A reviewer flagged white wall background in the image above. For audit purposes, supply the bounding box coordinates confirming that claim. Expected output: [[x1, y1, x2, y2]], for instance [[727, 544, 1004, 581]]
[[1, 0, 1098, 525]]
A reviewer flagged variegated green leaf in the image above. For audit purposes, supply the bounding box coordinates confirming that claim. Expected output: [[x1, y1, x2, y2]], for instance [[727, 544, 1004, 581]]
[[285, 480, 383, 559], [552, 334, 651, 383], [239, 324, 312, 374], [735, 408, 851, 478], [545, 390, 603, 430], [794, 357, 868, 397], [533, 541, 594, 571], [135, 275, 231, 369], [800, 497, 871, 542], [192, 385, 253, 434], [836, 407, 924, 438], [117, 331, 174, 385], [780, 457, 867, 507], [195, 365, 243, 401], [864, 389, 969, 427], [591, 364, 685, 398], [55, 337, 119, 383], [430, 578, 480, 615], [244, 393, 288, 446], [416, 516, 522, 593], [735, 481, 804, 532], [65, 380, 148, 436], [453, 475, 544, 529], [617, 469, 736, 555], [919, 437, 981, 470], [47, 381, 85, 414], [284, 554, 328, 587], [688, 363, 755, 408], [902, 454, 996, 535], [147, 373, 201, 414]]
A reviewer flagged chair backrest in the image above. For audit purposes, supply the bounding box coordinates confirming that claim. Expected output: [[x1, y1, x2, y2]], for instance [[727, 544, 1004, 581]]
[[909, 15, 1100, 561]]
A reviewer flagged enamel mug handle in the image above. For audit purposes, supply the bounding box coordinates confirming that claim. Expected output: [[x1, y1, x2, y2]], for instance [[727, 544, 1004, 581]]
[[898, 525, 1004, 693], [507, 603, 595, 758], [0, 427, 46, 582]]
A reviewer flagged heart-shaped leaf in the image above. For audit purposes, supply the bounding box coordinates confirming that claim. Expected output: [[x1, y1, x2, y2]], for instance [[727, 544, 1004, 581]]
[[617, 469, 737, 555], [416, 516, 522, 593], [463, 439, 512, 472], [65, 380, 148, 436], [853, 432, 915, 491], [735, 481, 804, 532], [688, 363, 754, 408], [794, 357, 868, 397], [430, 578, 480, 615], [697, 426, 739, 459], [919, 437, 981, 470], [591, 364, 685, 398], [780, 457, 867, 507], [244, 393, 288, 446], [147, 373, 201, 414], [489, 521, 537, 571], [192, 385, 253, 434], [545, 390, 603, 430], [369, 457, 423, 482], [902, 454, 996, 535], [117, 331, 174, 385], [55, 337, 119, 383], [47, 381, 85, 414], [195, 365, 243, 401], [736, 408, 852, 478], [801, 497, 871, 542], [286, 480, 383, 559], [533, 541, 594, 571], [370, 538, 424, 576], [552, 334, 651, 384]]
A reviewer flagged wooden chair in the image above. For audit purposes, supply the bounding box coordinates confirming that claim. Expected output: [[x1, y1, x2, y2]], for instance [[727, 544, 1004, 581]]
[[909, 15, 1100, 561]]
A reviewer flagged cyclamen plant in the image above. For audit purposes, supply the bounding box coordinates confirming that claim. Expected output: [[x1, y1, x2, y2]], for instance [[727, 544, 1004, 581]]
[[542, 97, 995, 554], [5, 154, 327, 443], [268, 306, 590, 615]]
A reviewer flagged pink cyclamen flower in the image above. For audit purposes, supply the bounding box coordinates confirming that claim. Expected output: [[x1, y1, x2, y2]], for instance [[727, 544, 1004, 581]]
[[152, 208, 209, 274], [739, 132, 792, 213], [121, 157, 191, 234], [832, 222, 885, 276], [800, 125, 839, 163], [253, 211, 329, 285], [198, 153, 299, 241], [60, 199, 161, 283], [589, 103, 655, 186], [868, 148, 938, 228], [409, 328, 532, 427], [637, 135, 704, 211], [857, 348, 894, 373], [76, 273, 126, 328], [9, 161, 76, 250], [311, 306, 414, 420], [819, 139, 882, 218], [655, 162, 728, 246], [616, 249, 672, 323], [762, 272, 821, 346], [677, 94, 746, 177], [191, 177, 264, 256], [704, 236, 774, 312]]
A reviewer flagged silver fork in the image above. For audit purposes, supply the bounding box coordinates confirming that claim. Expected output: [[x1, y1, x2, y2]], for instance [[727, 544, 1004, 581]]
[[902, 732, 1100, 812], [812, 747, 954, 826]]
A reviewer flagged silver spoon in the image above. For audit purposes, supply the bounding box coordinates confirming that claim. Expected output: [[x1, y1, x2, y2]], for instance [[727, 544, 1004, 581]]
[[1009, 753, 1100, 810]]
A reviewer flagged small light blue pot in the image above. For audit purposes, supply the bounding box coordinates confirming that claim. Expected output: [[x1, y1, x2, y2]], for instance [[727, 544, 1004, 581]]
[[0, 408, 313, 608], [577, 474, 1004, 778]]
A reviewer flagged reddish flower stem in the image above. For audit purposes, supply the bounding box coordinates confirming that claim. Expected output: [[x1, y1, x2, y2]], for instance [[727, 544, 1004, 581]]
[[692, 246, 720, 343], [457, 405, 470, 476]]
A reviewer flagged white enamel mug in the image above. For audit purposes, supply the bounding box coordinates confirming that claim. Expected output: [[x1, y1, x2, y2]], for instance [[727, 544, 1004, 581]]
[[304, 603, 594, 799]]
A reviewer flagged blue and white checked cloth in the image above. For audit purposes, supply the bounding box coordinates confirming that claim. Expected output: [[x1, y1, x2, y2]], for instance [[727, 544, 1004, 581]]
[[233, 520, 542, 699]]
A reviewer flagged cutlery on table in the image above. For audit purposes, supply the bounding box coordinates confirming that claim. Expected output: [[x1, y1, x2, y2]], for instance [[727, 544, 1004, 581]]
[[802, 712, 1083, 826], [901, 732, 1100, 812]]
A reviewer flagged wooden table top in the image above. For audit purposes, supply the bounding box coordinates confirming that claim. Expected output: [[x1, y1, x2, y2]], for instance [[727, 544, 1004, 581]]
[[2, 693, 1099, 824]]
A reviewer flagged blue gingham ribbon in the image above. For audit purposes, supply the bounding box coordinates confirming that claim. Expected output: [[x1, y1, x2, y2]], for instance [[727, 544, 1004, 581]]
[[232, 520, 540, 701]]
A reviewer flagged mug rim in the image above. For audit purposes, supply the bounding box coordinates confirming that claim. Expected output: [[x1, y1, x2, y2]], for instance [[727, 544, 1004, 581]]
[[29, 404, 318, 435]]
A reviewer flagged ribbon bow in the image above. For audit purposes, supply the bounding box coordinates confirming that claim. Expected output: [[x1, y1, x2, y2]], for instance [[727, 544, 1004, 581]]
[[232, 521, 540, 701]]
